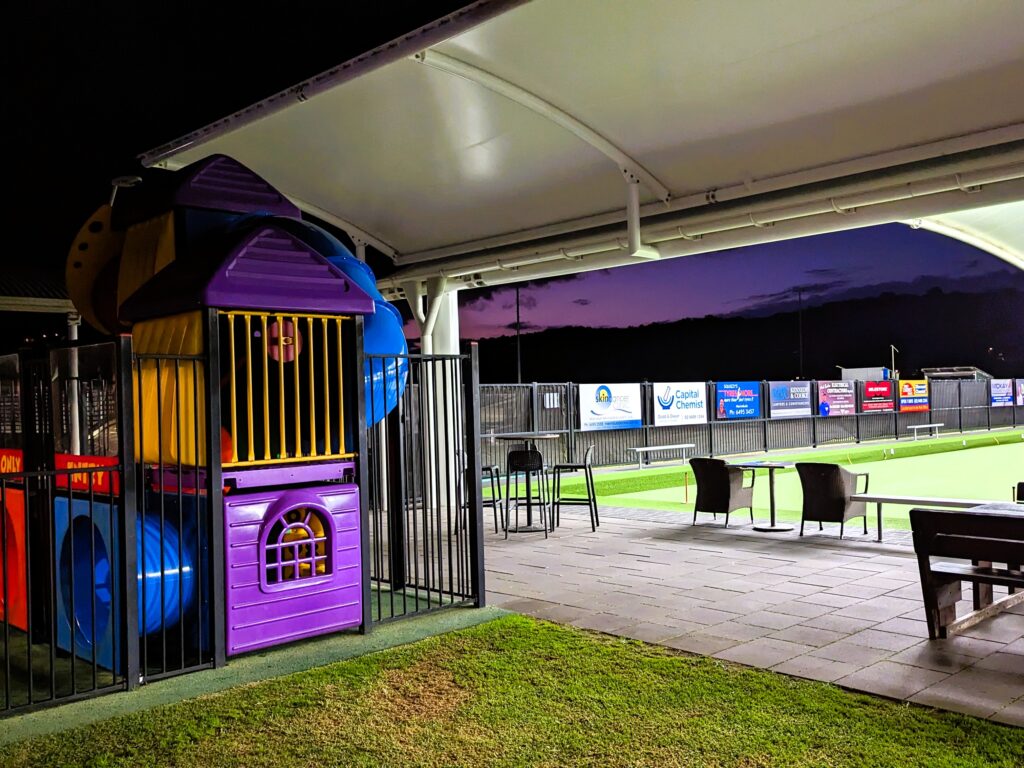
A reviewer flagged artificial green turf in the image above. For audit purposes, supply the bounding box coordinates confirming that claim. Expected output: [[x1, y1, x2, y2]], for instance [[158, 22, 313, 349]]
[[552, 429, 1024, 499], [1, 615, 1019, 767], [603, 441, 1024, 529]]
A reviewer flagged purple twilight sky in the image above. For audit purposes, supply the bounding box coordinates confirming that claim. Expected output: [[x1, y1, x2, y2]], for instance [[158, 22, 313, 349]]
[[403, 223, 1018, 340]]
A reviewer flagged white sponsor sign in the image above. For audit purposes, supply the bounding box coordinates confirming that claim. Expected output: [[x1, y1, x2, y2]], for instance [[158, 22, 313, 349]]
[[579, 383, 643, 431], [653, 382, 708, 426]]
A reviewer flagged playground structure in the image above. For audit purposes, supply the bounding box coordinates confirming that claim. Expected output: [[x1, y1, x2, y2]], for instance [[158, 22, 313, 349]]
[[1, 155, 485, 715]]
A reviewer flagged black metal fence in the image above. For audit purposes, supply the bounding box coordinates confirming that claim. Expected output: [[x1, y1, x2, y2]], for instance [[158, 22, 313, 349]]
[[364, 347, 485, 624], [2, 335, 221, 717], [481, 379, 1024, 469]]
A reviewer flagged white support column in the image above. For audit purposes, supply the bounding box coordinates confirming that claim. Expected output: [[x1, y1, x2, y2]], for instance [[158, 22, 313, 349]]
[[428, 292, 461, 355], [67, 312, 82, 455]]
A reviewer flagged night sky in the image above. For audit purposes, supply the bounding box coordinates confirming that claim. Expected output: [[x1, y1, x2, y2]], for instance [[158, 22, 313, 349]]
[[400, 224, 1021, 340], [9, 3, 1023, 374]]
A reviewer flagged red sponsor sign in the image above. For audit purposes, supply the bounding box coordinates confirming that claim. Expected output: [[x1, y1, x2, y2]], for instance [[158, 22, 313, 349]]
[[54, 453, 121, 495], [861, 381, 895, 413], [0, 448, 24, 475]]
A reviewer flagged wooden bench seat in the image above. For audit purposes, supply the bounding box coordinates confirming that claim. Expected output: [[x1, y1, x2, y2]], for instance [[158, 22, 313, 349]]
[[910, 504, 1024, 640]]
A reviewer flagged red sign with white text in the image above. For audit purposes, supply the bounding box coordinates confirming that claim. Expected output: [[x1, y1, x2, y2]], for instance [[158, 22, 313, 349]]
[[861, 381, 895, 413], [0, 448, 24, 475], [54, 453, 120, 495]]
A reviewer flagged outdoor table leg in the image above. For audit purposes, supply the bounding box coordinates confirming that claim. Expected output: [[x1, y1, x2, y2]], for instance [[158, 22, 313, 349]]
[[876, 502, 883, 542], [752, 466, 793, 532], [973, 560, 994, 609]]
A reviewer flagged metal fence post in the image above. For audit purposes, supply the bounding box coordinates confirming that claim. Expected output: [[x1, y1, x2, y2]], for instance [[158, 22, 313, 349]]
[[565, 382, 575, 463], [115, 334, 140, 690], [530, 382, 539, 433], [202, 308, 227, 666], [707, 382, 715, 457], [958, 380, 964, 433], [761, 382, 769, 452], [353, 318, 372, 633], [463, 344, 486, 607]]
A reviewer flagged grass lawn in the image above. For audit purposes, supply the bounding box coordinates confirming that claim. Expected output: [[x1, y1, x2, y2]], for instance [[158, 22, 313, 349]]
[[1, 615, 1020, 767], [552, 433, 1024, 530]]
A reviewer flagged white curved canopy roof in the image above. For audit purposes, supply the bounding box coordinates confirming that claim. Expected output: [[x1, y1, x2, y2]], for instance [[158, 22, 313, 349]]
[[142, 0, 1024, 294]]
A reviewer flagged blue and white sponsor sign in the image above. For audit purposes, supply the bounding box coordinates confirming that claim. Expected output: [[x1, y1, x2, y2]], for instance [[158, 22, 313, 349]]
[[991, 378, 1014, 408], [768, 380, 812, 419], [714, 381, 762, 420], [653, 382, 708, 426], [579, 383, 643, 431]]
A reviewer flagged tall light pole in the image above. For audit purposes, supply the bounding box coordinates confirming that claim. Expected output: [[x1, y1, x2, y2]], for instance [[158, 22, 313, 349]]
[[515, 285, 522, 384], [797, 288, 804, 378], [890, 344, 899, 379]]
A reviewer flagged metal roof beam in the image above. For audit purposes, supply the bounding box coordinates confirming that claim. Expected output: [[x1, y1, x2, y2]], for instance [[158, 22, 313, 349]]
[[412, 48, 672, 204]]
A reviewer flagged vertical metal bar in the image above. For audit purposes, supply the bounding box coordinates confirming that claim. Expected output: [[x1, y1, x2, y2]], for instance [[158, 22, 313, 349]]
[[244, 314, 255, 463], [337, 319, 346, 453], [156, 357, 167, 675], [192, 358, 202, 665], [430, 358, 444, 607], [203, 308, 227, 667], [354, 318, 372, 633], [261, 315, 270, 461], [293, 316, 302, 459], [66, 477, 75, 696], [441, 359, 454, 604], [1, 478, 9, 709], [464, 346, 486, 606], [135, 355, 147, 680], [21, 472, 33, 704], [307, 316, 317, 456], [88, 470, 97, 692], [174, 359, 185, 671], [228, 314, 238, 465], [277, 315, 285, 460], [322, 318, 332, 455]]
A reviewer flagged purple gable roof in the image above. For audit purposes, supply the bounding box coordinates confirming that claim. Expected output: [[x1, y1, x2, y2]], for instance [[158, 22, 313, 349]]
[[204, 226, 374, 314], [172, 155, 301, 217], [119, 223, 375, 321]]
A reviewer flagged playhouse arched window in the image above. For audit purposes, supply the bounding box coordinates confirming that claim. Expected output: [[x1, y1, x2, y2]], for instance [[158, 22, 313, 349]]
[[261, 506, 332, 587]]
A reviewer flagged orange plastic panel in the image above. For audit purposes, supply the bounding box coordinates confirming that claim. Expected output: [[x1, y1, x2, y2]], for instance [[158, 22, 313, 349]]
[[132, 311, 207, 465], [0, 486, 27, 631]]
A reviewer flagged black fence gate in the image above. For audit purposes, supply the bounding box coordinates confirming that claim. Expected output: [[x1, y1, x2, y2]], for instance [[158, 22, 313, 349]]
[[364, 346, 485, 624]]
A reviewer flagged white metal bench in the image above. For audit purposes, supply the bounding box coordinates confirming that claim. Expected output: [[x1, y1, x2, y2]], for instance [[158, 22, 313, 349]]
[[908, 422, 944, 440], [851, 493, 991, 542], [628, 443, 696, 470]]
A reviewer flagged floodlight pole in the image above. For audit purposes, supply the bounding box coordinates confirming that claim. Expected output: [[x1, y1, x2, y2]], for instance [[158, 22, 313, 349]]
[[890, 344, 899, 378], [515, 285, 522, 384], [797, 289, 804, 379]]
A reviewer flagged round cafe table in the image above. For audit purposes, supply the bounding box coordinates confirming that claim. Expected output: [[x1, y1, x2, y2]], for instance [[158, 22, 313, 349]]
[[728, 460, 795, 532], [493, 433, 560, 532]]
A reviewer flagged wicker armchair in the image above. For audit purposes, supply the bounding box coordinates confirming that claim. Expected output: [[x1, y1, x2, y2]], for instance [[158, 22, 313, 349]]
[[689, 457, 755, 527], [795, 463, 869, 539]]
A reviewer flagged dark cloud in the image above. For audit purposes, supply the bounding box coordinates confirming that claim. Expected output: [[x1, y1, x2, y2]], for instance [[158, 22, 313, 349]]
[[504, 321, 540, 331], [804, 267, 842, 278], [572, 298, 591, 306], [745, 280, 849, 304]]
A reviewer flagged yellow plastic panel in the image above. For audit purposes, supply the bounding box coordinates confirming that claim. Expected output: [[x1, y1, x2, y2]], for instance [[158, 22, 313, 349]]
[[118, 213, 176, 314], [66, 205, 124, 334], [132, 311, 207, 466]]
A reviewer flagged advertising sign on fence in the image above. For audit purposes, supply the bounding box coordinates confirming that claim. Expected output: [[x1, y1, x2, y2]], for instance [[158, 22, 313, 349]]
[[817, 380, 857, 416], [898, 379, 930, 413], [715, 381, 761, 420], [768, 381, 812, 419], [861, 380, 895, 412], [1017, 379, 1024, 407], [653, 382, 708, 426], [990, 378, 1014, 408], [579, 383, 643, 431]]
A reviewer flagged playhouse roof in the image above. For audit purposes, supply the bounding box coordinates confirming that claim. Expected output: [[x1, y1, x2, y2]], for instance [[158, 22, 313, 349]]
[[120, 223, 376, 321], [113, 155, 301, 229]]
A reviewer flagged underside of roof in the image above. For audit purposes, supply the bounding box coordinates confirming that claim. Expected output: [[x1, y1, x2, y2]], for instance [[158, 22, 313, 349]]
[[141, 0, 1024, 297]]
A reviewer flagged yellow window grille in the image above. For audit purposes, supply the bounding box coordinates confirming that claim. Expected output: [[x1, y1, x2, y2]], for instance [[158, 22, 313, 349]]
[[220, 311, 353, 468]]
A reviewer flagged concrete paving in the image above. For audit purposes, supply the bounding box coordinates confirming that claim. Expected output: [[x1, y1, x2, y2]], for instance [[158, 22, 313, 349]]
[[485, 506, 1024, 726]]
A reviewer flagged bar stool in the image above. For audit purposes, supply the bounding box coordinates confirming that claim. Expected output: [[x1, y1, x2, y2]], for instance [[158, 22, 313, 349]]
[[504, 449, 549, 539], [482, 464, 503, 532], [551, 444, 599, 532]]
